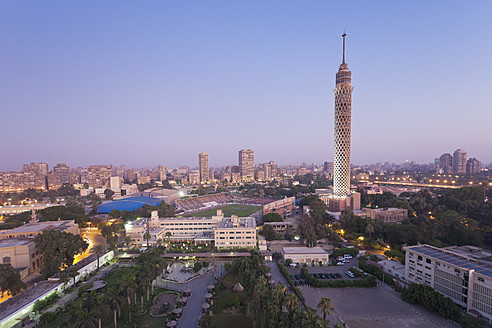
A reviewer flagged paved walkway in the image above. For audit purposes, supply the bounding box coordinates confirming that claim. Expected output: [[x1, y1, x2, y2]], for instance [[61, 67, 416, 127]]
[[157, 263, 225, 328], [266, 261, 289, 286]]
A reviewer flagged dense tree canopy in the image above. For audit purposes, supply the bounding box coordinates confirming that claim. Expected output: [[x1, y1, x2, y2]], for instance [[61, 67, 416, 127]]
[[263, 213, 283, 222], [34, 230, 88, 279], [0, 263, 26, 296]]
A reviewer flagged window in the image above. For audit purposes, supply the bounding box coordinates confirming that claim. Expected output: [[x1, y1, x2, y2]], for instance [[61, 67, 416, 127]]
[[418, 256, 423, 261], [426, 259, 431, 264], [3, 256, 11, 263]]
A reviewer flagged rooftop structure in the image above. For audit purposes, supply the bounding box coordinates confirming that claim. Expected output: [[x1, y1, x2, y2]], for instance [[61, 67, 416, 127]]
[[0, 217, 79, 239], [282, 246, 329, 264], [0, 203, 63, 215]]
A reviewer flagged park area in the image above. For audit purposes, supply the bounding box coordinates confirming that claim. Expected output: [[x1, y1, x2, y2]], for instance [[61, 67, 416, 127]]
[[183, 204, 259, 217]]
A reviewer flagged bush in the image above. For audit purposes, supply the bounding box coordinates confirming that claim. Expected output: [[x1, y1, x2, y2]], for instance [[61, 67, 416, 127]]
[[301, 268, 377, 288], [277, 262, 305, 304], [284, 259, 293, 266], [401, 283, 460, 321], [358, 260, 395, 286], [349, 267, 363, 277], [33, 292, 60, 313], [39, 311, 57, 325]]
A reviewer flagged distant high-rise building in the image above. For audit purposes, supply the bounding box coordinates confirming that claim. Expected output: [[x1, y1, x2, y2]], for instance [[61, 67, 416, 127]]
[[323, 161, 334, 175], [466, 158, 481, 175], [157, 165, 167, 181], [263, 161, 278, 180], [453, 149, 467, 174], [53, 163, 70, 184], [239, 149, 254, 181], [88, 165, 112, 188], [439, 153, 453, 173], [199, 152, 209, 183], [188, 170, 200, 184]]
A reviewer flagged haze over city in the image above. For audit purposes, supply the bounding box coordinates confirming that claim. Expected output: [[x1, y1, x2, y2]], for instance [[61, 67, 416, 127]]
[[1, 1, 491, 170]]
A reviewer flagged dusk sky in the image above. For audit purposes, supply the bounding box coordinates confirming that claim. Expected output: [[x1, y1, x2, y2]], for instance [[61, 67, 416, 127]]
[[1, 1, 491, 171]]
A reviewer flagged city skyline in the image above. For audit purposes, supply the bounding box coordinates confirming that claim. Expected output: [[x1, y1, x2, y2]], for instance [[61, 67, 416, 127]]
[[1, 1, 491, 170]]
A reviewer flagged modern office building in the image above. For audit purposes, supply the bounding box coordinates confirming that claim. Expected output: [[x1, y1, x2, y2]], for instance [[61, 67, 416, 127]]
[[239, 149, 254, 181], [53, 163, 70, 184], [199, 152, 210, 183], [328, 34, 360, 212], [157, 165, 167, 181], [404, 244, 492, 322], [453, 149, 467, 174], [215, 216, 256, 249]]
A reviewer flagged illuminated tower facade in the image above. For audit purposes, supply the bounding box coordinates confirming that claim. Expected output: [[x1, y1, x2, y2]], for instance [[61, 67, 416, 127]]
[[329, 34, 360, 212], [333, 33, 353, 198]]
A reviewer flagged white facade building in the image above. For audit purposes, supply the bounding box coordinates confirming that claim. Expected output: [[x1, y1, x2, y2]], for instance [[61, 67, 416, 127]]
[[404, 244, 492, 322]]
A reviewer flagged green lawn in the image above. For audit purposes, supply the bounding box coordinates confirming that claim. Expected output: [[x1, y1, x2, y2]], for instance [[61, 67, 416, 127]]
[[207, 272, 254, 328], [183, 205, 260, 217]]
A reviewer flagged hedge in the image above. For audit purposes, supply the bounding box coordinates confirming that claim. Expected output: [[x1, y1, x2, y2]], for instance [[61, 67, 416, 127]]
[[332, 247, 359, 259], [277, 262, 305, 304], [301, 268, 377, 288], [358, 260, 395, 286], [349, 267, 363, 277]]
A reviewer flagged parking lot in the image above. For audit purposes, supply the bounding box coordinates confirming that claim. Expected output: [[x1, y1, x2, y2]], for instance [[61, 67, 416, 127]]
[[286, 256, 361, 285]]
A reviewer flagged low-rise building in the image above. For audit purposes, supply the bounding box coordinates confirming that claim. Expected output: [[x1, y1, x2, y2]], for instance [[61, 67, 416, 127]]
[[0, 213, 79, 239], [378, 259, 407, 287], [404, 244, 492, 322], [125, 210, 256, 249], [357, 207, 408, 223], [215, 216, 256, 250], [282, 246, 329, 265], [0, 203, 62, 216], [262, 221, 293, 234], [263, 197, 295, 218], [0, 239, 41, 278]]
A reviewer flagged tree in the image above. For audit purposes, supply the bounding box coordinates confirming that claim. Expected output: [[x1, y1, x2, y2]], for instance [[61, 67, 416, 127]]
[[69, 266, 79, 286], [104, 189, 115, 200], [317, 297, 334, 322], [157, 201, 175, 217], [143, 231, 151, 248], [263, 213, 283, 222], [366, 223, 375, 239], [260, 224, 281, 241], [34, 230, 88, 279], [106, 287, 123, 328], [93, 244, 105, 270], [0, 263, 26, 297]]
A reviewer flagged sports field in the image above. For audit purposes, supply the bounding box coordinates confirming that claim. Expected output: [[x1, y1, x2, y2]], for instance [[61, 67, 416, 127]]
[[183, 204, 260, 217]]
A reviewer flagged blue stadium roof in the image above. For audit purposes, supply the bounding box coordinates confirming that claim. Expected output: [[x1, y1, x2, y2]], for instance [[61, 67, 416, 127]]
[[98, 196, 161, 214]]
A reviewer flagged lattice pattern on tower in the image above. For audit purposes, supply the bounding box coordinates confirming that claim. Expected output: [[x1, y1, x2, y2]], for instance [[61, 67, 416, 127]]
[[332, 33, 353, 199]]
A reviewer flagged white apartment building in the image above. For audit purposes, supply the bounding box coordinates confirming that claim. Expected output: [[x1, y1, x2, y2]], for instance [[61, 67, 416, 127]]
[[404, 244, 492, 322], [215, 216, 256, 249]]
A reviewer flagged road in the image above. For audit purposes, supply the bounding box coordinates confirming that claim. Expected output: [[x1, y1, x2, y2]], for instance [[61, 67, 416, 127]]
[[73, 227, 107, 265]]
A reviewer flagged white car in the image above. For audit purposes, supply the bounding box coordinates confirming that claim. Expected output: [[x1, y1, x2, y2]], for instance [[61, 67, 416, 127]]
[[346, 271, 355, 278], [344, 254, 352, 259], [337, 262, 344, 266]]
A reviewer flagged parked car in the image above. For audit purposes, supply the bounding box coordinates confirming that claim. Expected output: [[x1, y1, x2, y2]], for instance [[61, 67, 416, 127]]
[[335, 273, 342, 279], [344, 254, 353, 259], [346, 271, 355, 278], [337, 262, 344, 266]]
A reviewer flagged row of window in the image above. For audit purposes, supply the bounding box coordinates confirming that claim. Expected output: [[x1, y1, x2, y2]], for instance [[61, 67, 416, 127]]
[[435, 283, 467, 304]]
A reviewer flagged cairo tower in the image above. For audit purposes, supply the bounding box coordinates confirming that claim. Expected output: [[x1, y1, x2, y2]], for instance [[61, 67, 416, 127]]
[[328, 34, 360, 212]]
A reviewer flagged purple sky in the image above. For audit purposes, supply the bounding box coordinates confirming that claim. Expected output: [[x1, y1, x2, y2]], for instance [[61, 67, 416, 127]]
[[1, 1, 491, 171]]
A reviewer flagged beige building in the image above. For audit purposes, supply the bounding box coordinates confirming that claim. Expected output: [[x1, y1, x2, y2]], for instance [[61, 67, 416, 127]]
[[0, 239, 41, 278], [282, 247, 329, 264], [126, 210, 256, 249], [88, 165, 111, 188], [0, 214, 79, 240], [0, 203, 62, 216], [357, 207, 408, 223], [263, 222, 293, 234], [199, 152, 210, 183], [188, 170, 200, 184], [215, 216, 256, 250]]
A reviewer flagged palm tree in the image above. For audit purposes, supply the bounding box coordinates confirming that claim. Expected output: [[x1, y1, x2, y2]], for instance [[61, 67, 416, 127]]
[[93, 293, 110, 328], [317, 297, 334, 322], [60, 271, 70, 291], [284, 292, 298, 326], [144, 231, 151, 248], [106, 287, 123, 328], [93, 245, 105, 270], [366, 224, 375, 239], [246, 299, 259, 328], [69, 266, 79, 286]]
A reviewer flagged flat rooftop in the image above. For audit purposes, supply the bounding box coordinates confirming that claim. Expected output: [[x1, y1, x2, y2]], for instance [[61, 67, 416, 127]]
[[282, 246, 328, 255], [0, 280, 60, 321], [2, 220, 72, 234], [0, 239, 33, 248], [217, 217, 255, 229], [409, 245, 492, 278]]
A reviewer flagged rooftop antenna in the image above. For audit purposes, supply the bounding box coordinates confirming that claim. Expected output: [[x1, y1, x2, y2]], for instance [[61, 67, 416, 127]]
[[342, 32, 347, 65]]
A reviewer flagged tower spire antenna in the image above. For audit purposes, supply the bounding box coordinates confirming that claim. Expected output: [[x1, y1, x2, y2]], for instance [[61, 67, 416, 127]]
[[342, 33, 346, 65]]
